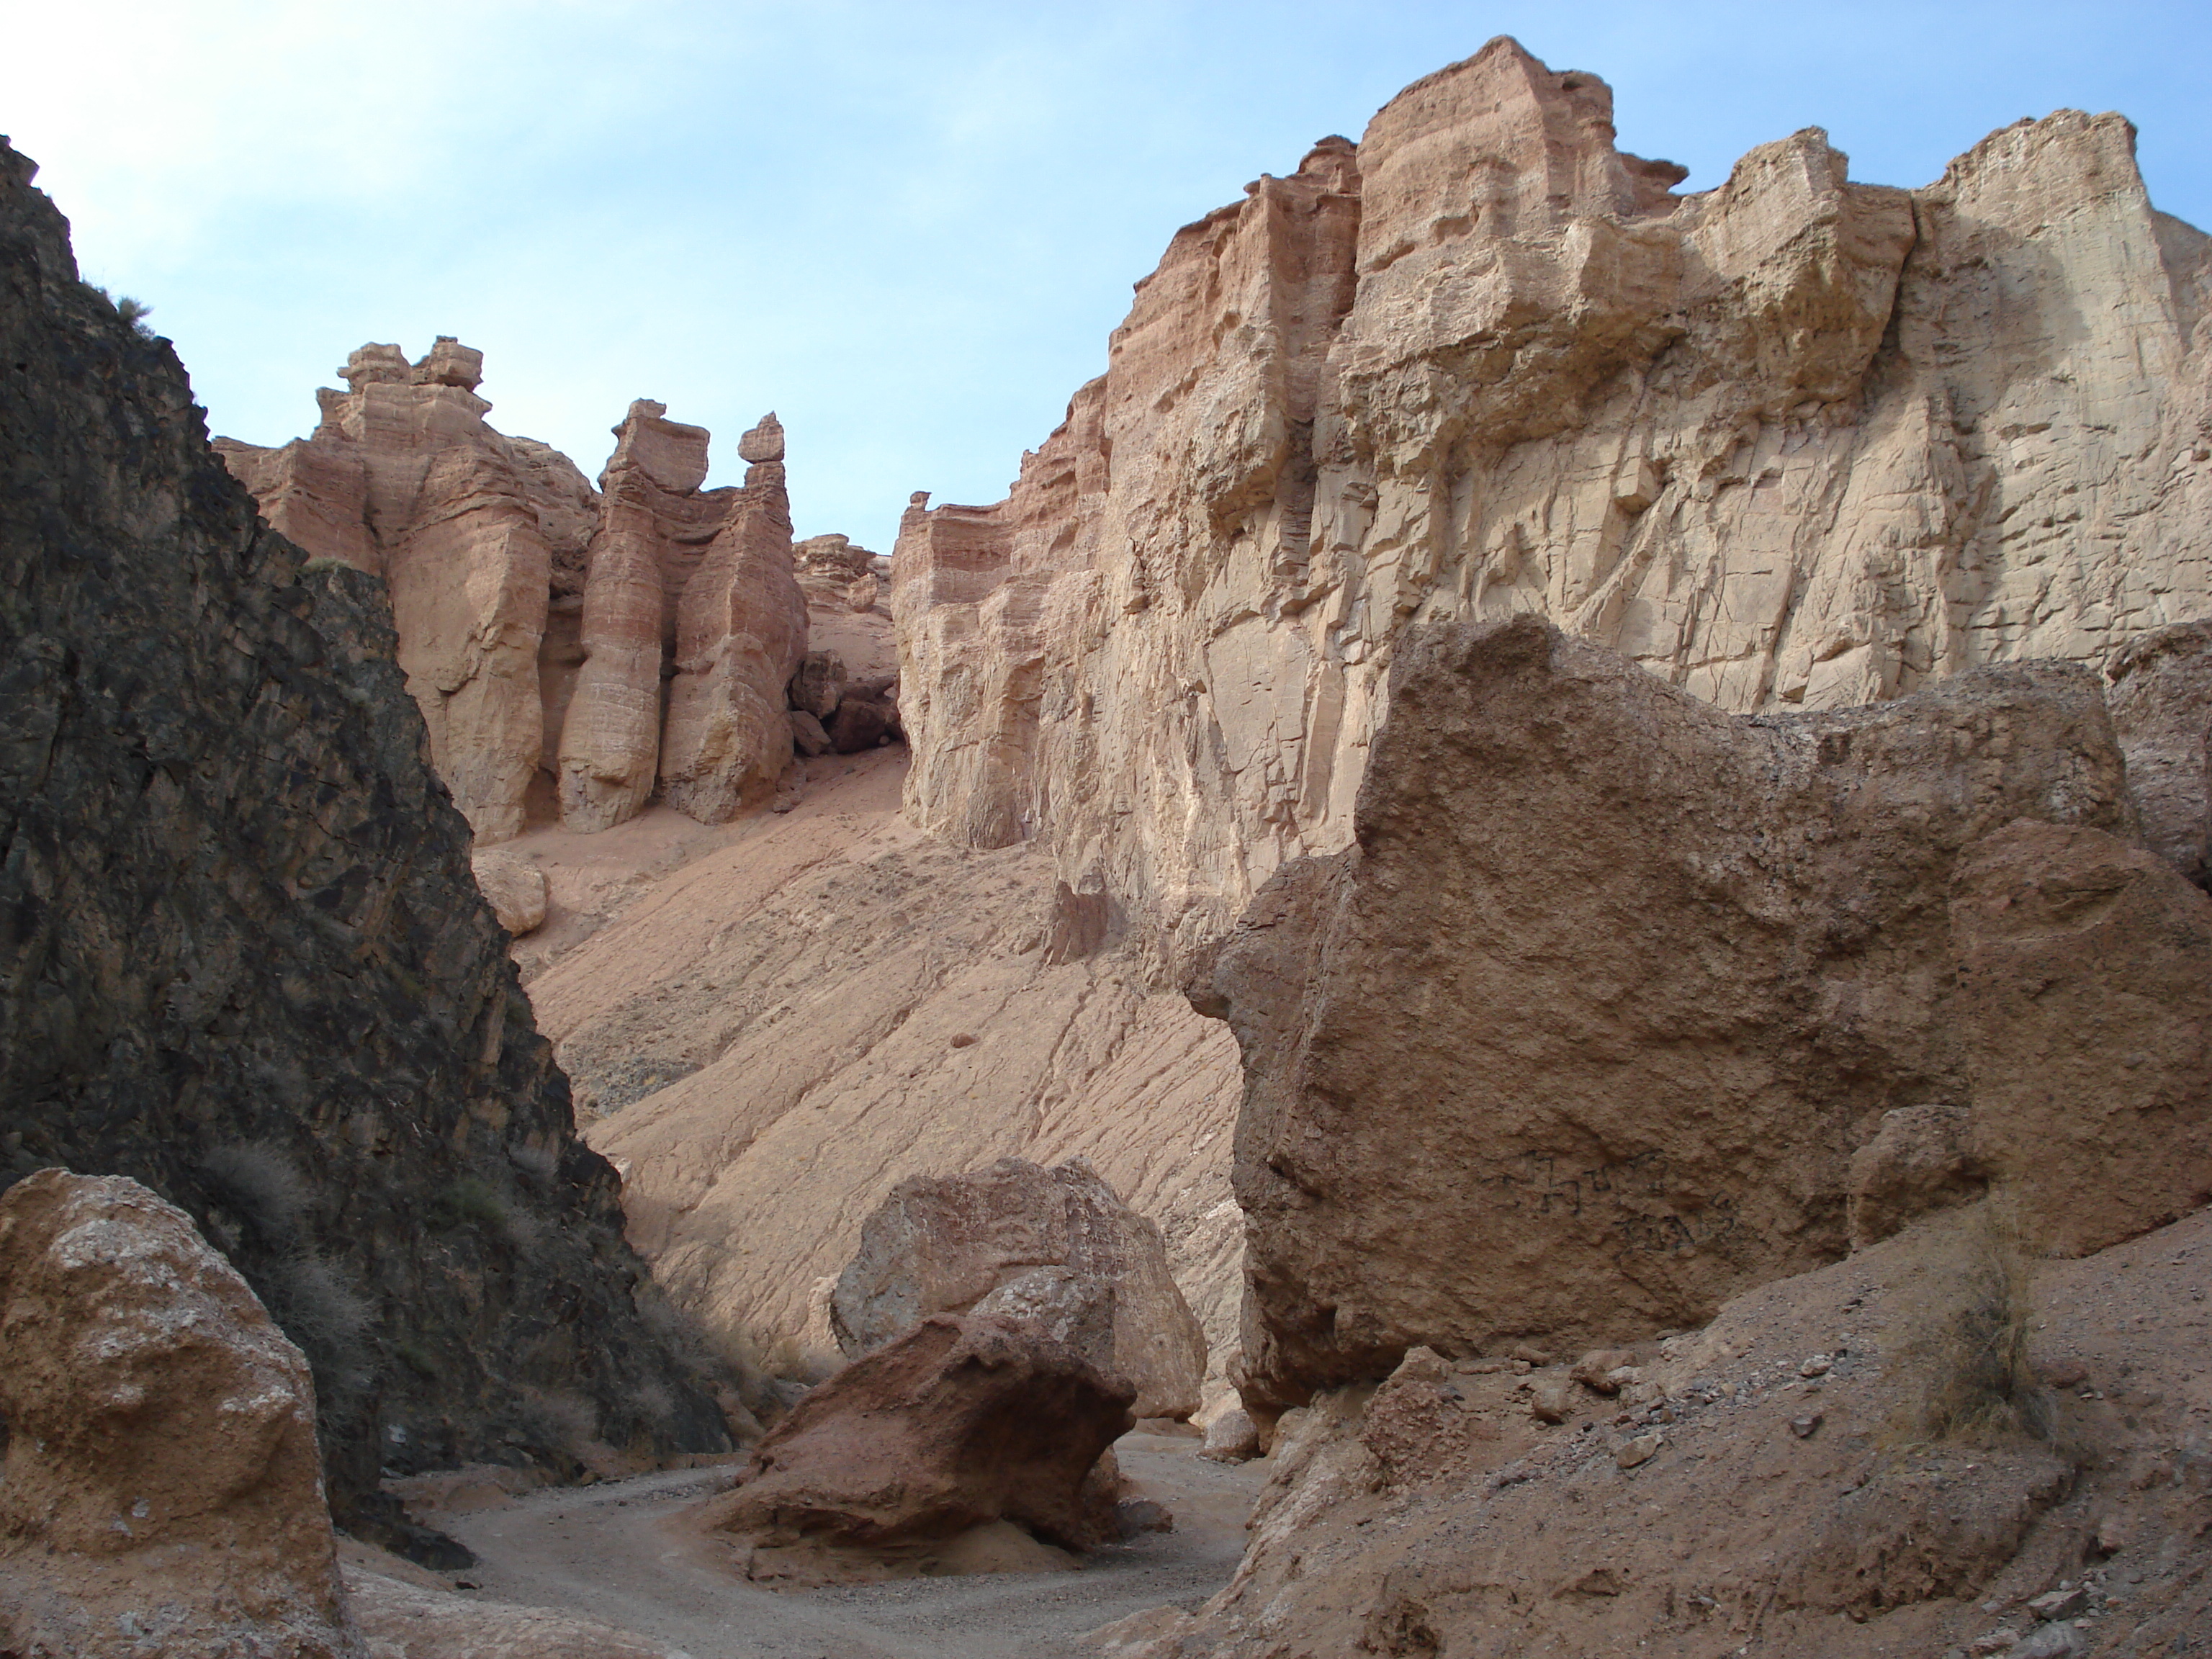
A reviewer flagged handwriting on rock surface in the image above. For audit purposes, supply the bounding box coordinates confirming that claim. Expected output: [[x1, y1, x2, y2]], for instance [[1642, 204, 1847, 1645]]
[[1489, 1149, 1743, 1260]]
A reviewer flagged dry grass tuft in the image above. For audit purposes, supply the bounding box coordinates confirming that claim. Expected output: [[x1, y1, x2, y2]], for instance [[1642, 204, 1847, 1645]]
[[1889, 1199, 2054, 1447]]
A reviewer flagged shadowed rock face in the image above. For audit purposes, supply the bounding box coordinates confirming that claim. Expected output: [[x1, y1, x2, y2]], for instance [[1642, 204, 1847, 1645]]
[[1194, 616, 2212, 1412], [0, 138, 724, 1539], [697, 1312, 1136, 1560], [893, 35, 2212, 983], [0, 1171, 357, 1659], [830, 1157, 1209, 1420]]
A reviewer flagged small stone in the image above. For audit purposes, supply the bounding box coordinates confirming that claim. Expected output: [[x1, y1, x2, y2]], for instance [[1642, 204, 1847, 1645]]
[[1390, 1346, 1450, 1385], [2041, 1357, 2089, 1389], [1529, 1375, 1575, 1424], [2028, 1587, 2088, 1621], [1509, 1344, 1552, 1366], [1614, 1433, 1660, 1470], [1570, 1348, 1638, 1393], [1200, 1408, 1261, 1463], [790, 709, 832, 757], [1789, 1411, 1824, 1439], [1799, 1354, 1832, 1377]]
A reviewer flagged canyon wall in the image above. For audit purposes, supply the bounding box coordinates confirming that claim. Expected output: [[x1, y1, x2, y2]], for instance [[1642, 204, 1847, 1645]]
[[221, 372, 811, 841], [894, 36, 2212, 979], [0, 139, 726, 1538]]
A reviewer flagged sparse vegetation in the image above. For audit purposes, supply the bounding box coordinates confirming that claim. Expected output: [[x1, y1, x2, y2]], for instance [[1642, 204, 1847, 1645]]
[[82, 282, 157, 340], [438, 1177, 509, 1229], [1889, 1200, 2054, 1447], [200, 1141, 311, 1244]]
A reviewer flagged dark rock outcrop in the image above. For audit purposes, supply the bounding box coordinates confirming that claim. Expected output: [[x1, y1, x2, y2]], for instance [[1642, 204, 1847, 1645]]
[[0, 138, 724, 1542], [1195, 616, 2211, 1413]]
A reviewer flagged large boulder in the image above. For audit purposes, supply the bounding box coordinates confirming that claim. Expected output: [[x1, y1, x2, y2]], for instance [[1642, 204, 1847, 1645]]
[[2107, 619, 2212, 888], [1195, 616, 2212, 1413], [469, 849, 548, 935], [695, 1312, 1136, 1576], [830, 1157, 1207, 1419], [0, 1170, 359, 1659]]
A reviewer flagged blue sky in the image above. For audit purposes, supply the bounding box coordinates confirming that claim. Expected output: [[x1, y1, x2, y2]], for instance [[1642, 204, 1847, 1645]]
[[4, 2, 2206, 554]]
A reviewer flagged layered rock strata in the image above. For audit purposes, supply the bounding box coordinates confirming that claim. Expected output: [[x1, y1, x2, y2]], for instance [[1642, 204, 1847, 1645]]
[[534, 753, 1245, 1411], [1193, 616, 2211, 1412], [894, 36, 2212, 979], [0, 138, 724, 1534], [830, 1156, 1208, 1420], [559, 405, 807, 831], [221, 372, 812, 840]]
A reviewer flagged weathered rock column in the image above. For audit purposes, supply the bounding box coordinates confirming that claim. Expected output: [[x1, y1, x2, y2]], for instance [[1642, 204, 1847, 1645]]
[[557, 400, 720, 832], [661, 413, 809, 822]]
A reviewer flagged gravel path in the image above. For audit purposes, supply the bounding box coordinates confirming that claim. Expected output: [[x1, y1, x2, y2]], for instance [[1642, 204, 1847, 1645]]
[[441, 1434, 1264, 1659]]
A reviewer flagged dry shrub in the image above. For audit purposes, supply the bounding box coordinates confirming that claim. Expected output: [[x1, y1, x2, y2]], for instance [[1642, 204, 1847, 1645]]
[[1889, 1199, 2054, 1447], [201, 1141, 312, 1243], [517, 1385, 601, 1455]]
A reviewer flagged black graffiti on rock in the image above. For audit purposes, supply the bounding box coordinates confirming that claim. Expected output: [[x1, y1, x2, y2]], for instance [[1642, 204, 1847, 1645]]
[[1489, 1149, 1743, 1259]]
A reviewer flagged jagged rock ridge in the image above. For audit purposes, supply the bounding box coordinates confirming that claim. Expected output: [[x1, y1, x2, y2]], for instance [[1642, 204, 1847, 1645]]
[[894, 36, 2212, 979], [0, 138, 724, 1541]]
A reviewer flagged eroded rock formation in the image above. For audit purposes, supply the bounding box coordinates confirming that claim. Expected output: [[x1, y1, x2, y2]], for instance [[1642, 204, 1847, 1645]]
[[0, 1171, 358, 1659], [559, 405, 806, 831], [222, 370, 811, 840], [0, 138, 723, 1537], [217, 340, 589, 842], [1193, 616, 2212, 1413], [830, 1156, 1208, 1420], [696, 1311, 1135, 1581], [894, 37, 2212, 979], [544, 755, 1245, 1413]]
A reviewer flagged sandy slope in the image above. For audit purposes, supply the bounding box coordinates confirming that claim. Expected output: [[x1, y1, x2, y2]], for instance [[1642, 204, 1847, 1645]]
[[503, 748, 1246, 1405], [429, 1434, 1264, 1659]]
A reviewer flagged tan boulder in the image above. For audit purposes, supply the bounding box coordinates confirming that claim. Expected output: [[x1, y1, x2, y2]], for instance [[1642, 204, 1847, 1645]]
[[829, 1156, 1207, 1420], [1195, 616, 2166, 1411], [1948, 819, 2212, 1256], [470, 849, 548, 935], [694, 1311, 1135, 1575], [0, 1170, 357, 1658], [2107, 619, 2212, 887]]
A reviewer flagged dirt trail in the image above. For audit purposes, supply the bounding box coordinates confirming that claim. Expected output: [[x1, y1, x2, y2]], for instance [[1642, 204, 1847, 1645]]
[[438, 1434, 1263, 1659]]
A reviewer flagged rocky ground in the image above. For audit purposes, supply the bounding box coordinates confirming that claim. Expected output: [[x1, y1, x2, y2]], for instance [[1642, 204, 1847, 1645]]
[[369, 1433, 1265, 1659]]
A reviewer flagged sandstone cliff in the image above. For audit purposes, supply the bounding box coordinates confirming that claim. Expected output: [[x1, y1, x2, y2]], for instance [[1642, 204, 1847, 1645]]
[[0, 138, 724, 1540], [894, 37, 2212, 979], [221, 372, 809, 840]]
